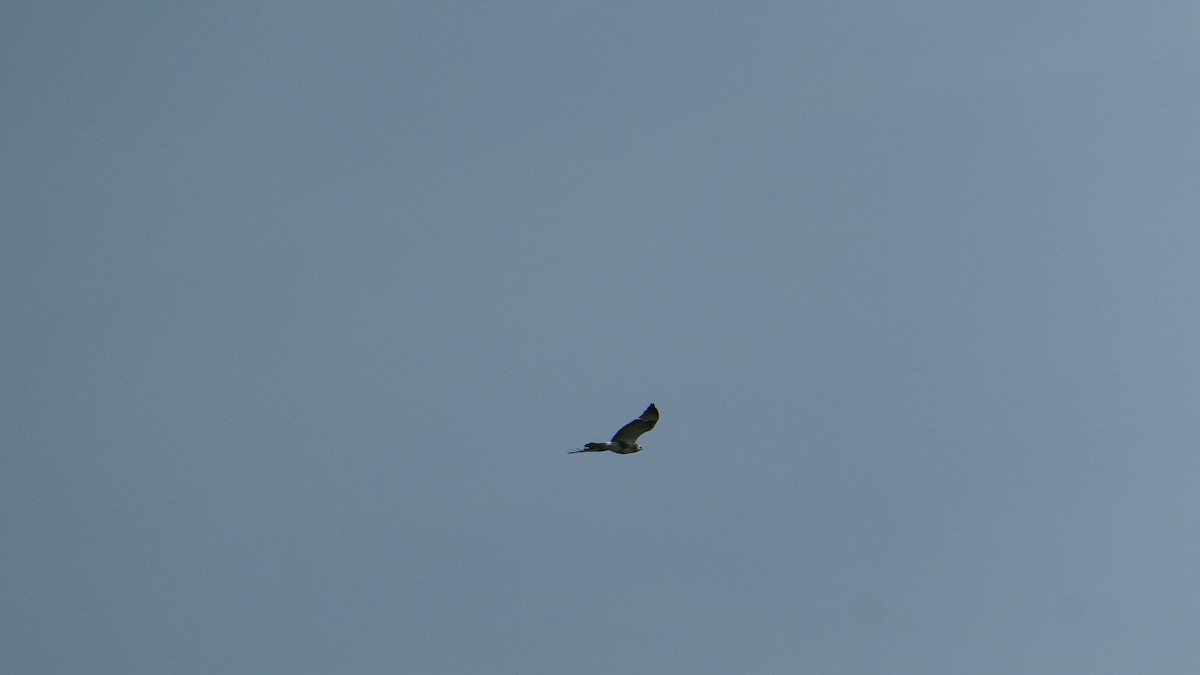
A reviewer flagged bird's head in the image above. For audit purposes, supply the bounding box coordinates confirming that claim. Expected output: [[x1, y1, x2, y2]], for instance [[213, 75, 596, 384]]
[[612, 440, 642, 454]]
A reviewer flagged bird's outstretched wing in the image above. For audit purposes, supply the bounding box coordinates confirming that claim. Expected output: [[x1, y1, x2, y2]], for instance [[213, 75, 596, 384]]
[[611, 404, 658, 443]]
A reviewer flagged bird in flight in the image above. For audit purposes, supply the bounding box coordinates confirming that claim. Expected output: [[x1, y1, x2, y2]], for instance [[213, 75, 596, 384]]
[[570, 404, 659, 455]]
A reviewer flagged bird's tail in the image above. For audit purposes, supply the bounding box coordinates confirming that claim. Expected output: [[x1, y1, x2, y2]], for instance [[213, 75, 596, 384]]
[[569, 442, 610, 454]]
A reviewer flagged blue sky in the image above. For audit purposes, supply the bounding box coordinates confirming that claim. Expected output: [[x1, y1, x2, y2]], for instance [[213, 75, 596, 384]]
[[4, 2, 1200, 673]]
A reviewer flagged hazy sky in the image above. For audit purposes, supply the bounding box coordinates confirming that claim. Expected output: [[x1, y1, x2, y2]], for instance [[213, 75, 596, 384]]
[[4, 2, 1200, 673]]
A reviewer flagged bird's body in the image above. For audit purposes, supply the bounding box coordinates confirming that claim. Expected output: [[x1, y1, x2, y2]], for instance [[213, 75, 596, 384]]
[[570, 404, 658, 455]]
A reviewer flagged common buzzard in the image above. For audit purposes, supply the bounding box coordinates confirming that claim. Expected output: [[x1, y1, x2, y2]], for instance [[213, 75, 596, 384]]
[[570, 404, 659, 455]]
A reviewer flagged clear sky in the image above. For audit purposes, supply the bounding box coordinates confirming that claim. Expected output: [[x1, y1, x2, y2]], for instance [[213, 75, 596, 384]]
[[4, 2, 1200, 673]]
